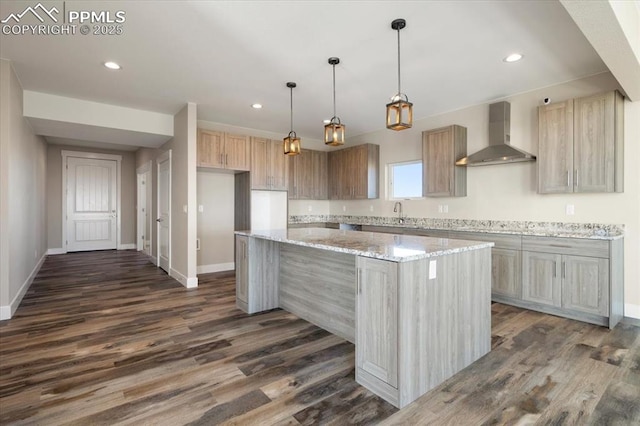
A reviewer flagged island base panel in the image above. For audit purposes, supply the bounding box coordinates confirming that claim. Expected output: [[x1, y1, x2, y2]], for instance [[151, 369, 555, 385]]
[[279, 244, 356, 343]]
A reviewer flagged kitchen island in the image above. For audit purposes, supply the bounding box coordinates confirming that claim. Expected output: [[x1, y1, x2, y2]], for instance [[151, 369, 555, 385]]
[[234, 228, 493, 408]]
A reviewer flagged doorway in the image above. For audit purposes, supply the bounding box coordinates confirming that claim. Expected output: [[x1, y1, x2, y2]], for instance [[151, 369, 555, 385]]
[[136, 161, 152, 257], [157, 150, 171, 273], [62, 151, 122, 252]]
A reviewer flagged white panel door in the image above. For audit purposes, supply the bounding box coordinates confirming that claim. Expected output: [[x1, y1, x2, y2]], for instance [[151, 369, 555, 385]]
[[66, 157, 117, 251], [157, 152, 171, 272]]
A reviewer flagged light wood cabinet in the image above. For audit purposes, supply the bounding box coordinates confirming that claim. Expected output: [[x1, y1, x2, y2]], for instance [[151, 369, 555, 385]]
[[235, 235, 249, 310], [356, 257, 398, 390], [197, 129, 250, 171], [422, 125, 467, 197], [289, 149, 328, 200], [250, 137, 289, 191], [492, 248, 522, 299], [328, 144, 379, 200], [538, 91, 624, 194], [234, 235, 280, 314], [563, 255, 609, 316], [522, 251, 562, 307]]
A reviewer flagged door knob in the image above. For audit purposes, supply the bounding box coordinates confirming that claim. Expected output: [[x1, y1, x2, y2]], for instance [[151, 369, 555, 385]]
[[156, 218, 163, 222]]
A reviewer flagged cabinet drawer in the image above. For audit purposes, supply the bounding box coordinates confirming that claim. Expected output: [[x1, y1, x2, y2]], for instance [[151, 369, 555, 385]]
[[362, 225, 405, 235], [405, 228, 450, 238], [522, 236, 609, 258], [448, 231, 521, 250]]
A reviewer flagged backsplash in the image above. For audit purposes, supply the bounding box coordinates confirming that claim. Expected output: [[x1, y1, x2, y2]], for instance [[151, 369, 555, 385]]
[[289, 215, 624, 239]]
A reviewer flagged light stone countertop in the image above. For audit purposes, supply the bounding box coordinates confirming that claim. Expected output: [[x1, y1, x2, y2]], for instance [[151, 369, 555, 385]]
[[235, 228, 493, 262], [288, 215, 624, 240]]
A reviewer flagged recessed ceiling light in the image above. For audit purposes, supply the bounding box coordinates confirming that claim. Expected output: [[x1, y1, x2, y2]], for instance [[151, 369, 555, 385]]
[[503, 53, 523, 63], [323, 119, 331, 124], [251, 103, 262, 109], [104, 61, 121, 70]]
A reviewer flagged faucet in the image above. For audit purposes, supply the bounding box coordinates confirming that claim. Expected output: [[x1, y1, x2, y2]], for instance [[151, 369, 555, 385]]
[[393, 201, 404, 224]]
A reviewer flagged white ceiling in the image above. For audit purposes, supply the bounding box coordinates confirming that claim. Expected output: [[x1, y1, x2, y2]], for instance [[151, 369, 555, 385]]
[[0, 0, 611, 146]]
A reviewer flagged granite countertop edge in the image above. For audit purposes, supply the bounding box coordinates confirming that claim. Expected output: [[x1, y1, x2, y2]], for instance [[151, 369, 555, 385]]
[[234, 230, 494, 262], [288, 216, 624, 240]]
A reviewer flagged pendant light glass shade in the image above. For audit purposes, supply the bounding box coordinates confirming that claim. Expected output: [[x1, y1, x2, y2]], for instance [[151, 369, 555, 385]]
[[324, 57, 345, 146], [283, 82, 301, 156], [386, 18, 413, 131]]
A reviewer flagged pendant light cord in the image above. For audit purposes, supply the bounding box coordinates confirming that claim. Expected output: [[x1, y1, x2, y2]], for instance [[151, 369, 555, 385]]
[[290, 86, 294, 133], [332, 64, 337, 118], [397, 27, 402, 95]]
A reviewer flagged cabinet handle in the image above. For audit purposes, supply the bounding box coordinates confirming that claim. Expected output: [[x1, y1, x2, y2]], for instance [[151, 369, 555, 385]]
[[225, 154, 228, 165], [553, 261, 556, 278], [357, 269, 361, 294], [575, 170, 579, 187], [566, 170, 570, 187], [562, 261, 566, 279]]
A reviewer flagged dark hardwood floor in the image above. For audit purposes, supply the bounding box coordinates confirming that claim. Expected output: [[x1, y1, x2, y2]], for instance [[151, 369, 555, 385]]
[[0, 250, 638, 425]]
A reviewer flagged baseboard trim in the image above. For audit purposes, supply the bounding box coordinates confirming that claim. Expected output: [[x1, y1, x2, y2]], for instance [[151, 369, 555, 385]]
[[47, 248, 66, 255], [197, 262, 235, 274], [0, 253, 46, 320], [149, 255, 157, 265], [118, 243, 136, 250], [624, 303, 640, 320], [170, 268, 198, 289]]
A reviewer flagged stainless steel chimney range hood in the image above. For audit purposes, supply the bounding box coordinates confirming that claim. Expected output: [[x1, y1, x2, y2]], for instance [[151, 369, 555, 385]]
[[456, 101, 536, 166]]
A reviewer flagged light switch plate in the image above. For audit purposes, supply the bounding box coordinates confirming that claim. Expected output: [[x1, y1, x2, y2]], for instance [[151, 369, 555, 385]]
[[183, 205, 188, 213], [198, 205, 204, 213], [429, 260, 437, 279], [566, 204, 575, 215]]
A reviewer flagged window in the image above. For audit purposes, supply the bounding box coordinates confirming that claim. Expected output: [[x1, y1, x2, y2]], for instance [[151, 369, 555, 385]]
[[389, 160, 423, 199]]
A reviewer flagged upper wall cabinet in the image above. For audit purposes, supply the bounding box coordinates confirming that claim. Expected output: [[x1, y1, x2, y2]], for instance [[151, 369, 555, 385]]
[[197, 129, 251, 171], [250, 137, 289, 191], [538, 91, 624, 194], [289, 149, 328, 200], [328, 144, 380, 200], [422, 125, 467, 197]]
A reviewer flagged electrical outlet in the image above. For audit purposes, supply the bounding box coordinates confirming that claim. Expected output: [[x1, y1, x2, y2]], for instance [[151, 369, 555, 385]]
[[342, 205, 346, 212], [198, 205, 204, 213], [369, 205, 374, 212], [566, 204, 575, 215], [429, 260, 437, 279], [438, 205, 443, 213], [443, 205, 449, 213], [308, 205, 312, 212]]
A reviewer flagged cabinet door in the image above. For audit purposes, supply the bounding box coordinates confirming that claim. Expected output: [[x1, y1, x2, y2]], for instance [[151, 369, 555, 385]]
[[250, 137, 269, 190], [538, 100, 574, 193], [352, 145, 370, 199], [313, 150, 329, 199], [235, 236, 249, 306], [197, 130, 225, 168], [491, 248, 521, 299], [562, 255, 609, 316], [423, 127, 454, 197], [224, 133, 250, 171], [328, 151, 342, 199], [356, 257, 398, 388], [522, 251, 562, 307], [269, 139, 290, 191], [573, 92, 615, 193]]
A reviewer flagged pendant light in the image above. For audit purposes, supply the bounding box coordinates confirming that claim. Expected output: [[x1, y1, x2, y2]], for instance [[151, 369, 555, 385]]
[[283, 82, 301, 156], [324, 57, 345, 146], [386, 18, 413, 131]]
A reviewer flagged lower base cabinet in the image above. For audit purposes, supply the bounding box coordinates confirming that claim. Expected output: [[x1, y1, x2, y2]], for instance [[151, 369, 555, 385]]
[[522, 251, 562, 307], [492, 248, 522, 299], [356, 257, 398, 396], [235, 235, 279, 314]]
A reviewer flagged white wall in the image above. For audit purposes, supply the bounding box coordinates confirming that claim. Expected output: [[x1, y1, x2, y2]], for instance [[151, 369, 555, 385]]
[[0, 60, 48, 320], [157, 103, 198, 287], [197, 171, 235, 273], [294, 72, 639, 315]]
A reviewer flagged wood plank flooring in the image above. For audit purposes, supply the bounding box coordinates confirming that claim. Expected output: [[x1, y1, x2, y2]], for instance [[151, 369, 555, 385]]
[[1, 250, 638, 425]]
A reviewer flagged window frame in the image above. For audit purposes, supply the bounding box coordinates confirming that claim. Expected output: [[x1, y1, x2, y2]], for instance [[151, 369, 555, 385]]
[[387, 159, 424, 200]]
